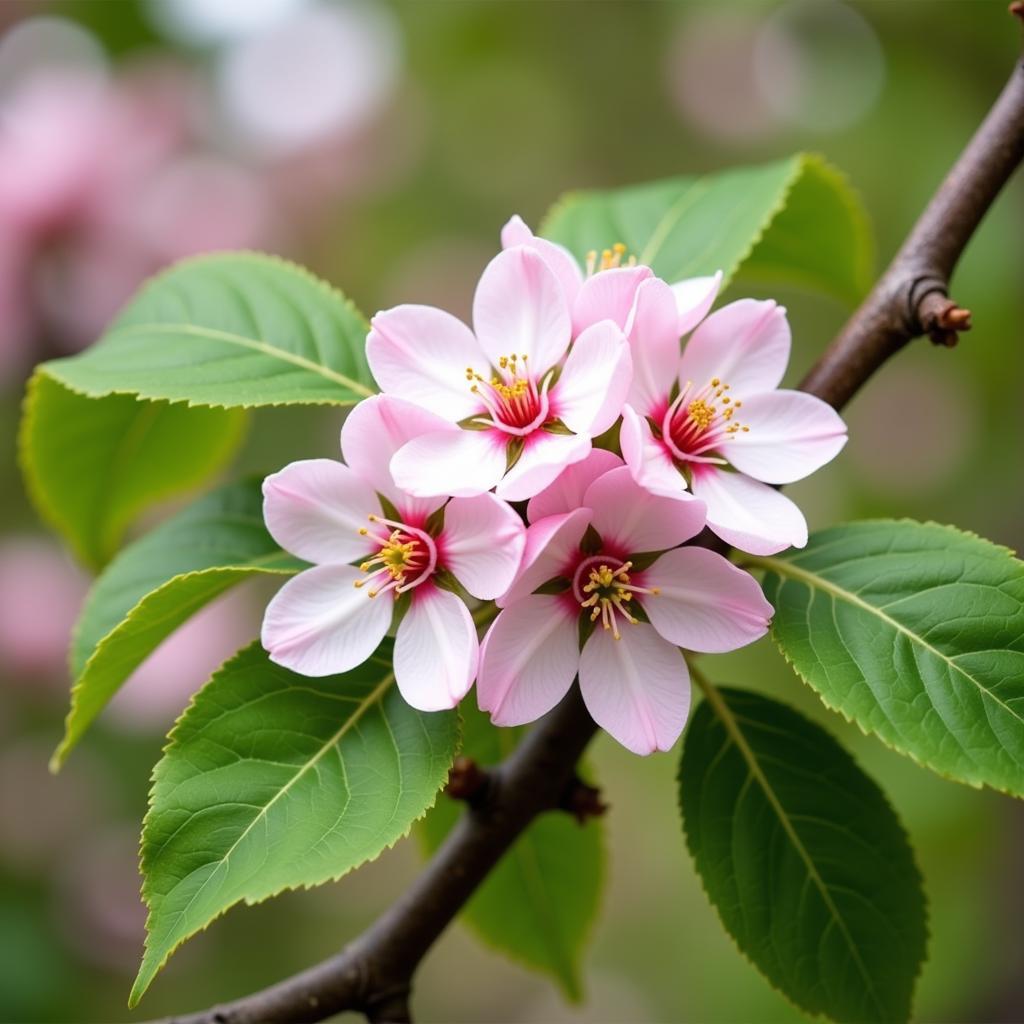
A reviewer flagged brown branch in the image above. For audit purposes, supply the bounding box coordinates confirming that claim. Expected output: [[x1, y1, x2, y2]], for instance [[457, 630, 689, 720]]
[[145, 24, 1024, 1024]]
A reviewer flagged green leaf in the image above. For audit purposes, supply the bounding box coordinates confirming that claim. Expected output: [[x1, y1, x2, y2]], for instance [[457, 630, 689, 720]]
[[133, 641, 457, 1006], [39, 252, 376, 409], [754, 520, 1024, 797], [542, 153, 872, 303], [54, 478, 301, 769], [417, 702, 603, 1000], [680, 684, 927, 1023], [19, 372, 246, 570]]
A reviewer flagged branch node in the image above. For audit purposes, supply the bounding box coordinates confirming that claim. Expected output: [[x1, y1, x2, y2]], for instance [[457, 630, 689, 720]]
[[919, 291, 972, 347], [560, 776, 609, 824], [444, 756, 491, 806]]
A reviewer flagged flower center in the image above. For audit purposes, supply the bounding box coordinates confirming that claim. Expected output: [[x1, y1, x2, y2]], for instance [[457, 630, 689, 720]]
[[584, 242, 637, 276], [571, 554, 660, 641], [662, 376, 749, 463], [466, 353, 551, 436], [354, 514, 437, 599]]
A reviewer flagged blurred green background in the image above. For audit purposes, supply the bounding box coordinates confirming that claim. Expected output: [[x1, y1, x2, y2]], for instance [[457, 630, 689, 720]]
[[1, 1, 1022, 1021]]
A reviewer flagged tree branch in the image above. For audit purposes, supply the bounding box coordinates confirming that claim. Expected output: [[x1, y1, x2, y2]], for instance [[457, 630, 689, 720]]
[[146, 23, 1024, 1024]]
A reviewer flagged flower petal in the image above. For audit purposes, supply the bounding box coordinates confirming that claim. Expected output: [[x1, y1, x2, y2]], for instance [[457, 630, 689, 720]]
[[367, 304, 487, 420], [526, 448, 622, 523], [690, 464, 807, 555], [473, 246, 571, 374], [263, 459, 380, 565], [678, 298, 790, 396], [500, 506, 591, 607], [572, 265, 653, 336], [477, 594, 579, 726], [394, 585, 477, 711], [261, 564, 392, 677], [440, 492, 526, 600], [391, 428, 508, 498], [624, 277, 681, 417], [340, 395, 450, 523], [579, 622, 690, 755], [639, 547, 773, 652], [620, 405, 689, 499], [494, 430, 592, 502], [552, 319, 632, 436], [673, 271, 722, 336], [500, 215, 583, 307], [584, 465, 705, 556], [723, 389, 848, 485]]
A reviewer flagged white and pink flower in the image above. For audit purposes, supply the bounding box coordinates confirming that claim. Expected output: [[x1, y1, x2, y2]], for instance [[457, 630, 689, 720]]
[[476, 453, 773, 755], [620, 289, 848, 554], [366, 243, 633, 502], [260, 395, 525, 711]]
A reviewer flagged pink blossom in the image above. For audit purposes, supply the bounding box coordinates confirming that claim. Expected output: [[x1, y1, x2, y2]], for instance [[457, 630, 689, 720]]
[[500, 214, 723, 342], [620, 289, 848, 554], [366, 245, 633, 501], [476, 454, 772, 755], [260, 395, 525, 712]]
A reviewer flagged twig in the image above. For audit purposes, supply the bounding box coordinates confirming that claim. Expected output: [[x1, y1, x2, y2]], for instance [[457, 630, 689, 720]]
[[145, 23, 1024, 1024]]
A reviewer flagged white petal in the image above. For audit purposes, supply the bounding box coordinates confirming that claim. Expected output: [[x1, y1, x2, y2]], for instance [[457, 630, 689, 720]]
[[494, 430, 591, 502], [477, 595, 580, 726], [394, 586, 477, 711], [640, 547, 773, 653], [263, 459, 379, 565], [366, 303, 487, 420], [620, 405, 689, 499], [553, 319, 632, 436], [261, 564, 392, 677], [690, 465, 808, 555], [526, 448, 622, 524], [391, 428, 508, 498], [672, 272, 721, 336], [473, 246, 571, 374], [500, 506, 591, 607], [440, 492, 526, 601], [584, 465, 705, 556], [579, 623, 690, 755]]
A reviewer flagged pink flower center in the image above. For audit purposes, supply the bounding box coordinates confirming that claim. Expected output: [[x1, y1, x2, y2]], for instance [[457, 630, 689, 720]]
[[354, 514, 437, 599], [584, 242, 636, 276], [661, 376, 750, 463], [571, 554, 660, 641], [466, 353, 551, 436]]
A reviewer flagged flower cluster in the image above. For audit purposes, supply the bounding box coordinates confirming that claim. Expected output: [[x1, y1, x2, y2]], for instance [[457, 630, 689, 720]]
[[261, 216, 847, 753]]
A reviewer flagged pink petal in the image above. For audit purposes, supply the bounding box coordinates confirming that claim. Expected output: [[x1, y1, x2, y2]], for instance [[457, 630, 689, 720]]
[[340, 395, 450, 523], [620, 405, 690, 499], [678, 299, 790, 396], [261, 564, 393, 677], [439, 492, 526, 601], [500, 215, 583, 307], [579, 623, 690, 755], [639, 547, 773, 653], [394, 585, 478, 711], [494, 430, 592, 502], [391, 428, 508, 498], [263, 459, 380, 565], [526, 448, 622, 523], [473, 246, 571, 374], [584, 466, 705, 556], [552, 320, 632, 436], [690, 464, 807, 555], [624, 277, 681, 418], [672, 272, 722, 336], [571, 265, 653, 336], [500, 506, 591, 607], [723, 389, 848, 485], [477, 595, 579, 726], [367, 304, 487, 420]]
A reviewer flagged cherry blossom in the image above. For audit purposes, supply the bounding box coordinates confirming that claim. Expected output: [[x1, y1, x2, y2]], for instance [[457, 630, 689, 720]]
[[261, 395, 525, 711], [620, 289, 848, 554], [366, 245, 632, 501], [476, 453, 773, 754]]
